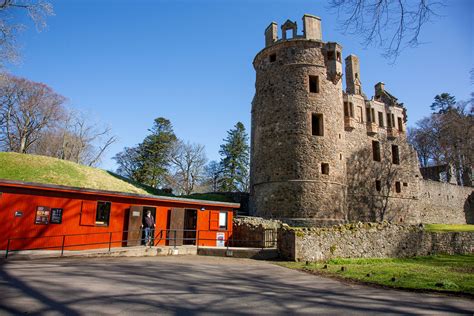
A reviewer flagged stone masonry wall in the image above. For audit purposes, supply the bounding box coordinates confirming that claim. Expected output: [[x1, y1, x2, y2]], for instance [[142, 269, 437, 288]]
[[232, 217, 281, 248], [278, 222, 474, 261], [418, 180, 473, 224]]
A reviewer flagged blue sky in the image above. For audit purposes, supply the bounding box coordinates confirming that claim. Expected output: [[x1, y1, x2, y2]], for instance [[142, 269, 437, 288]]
[[7, 0, 473, 170]]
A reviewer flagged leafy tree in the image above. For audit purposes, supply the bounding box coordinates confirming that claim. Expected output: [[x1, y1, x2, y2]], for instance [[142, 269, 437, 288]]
[[431, 93, 456, 114], [218, 122, 249, 192]]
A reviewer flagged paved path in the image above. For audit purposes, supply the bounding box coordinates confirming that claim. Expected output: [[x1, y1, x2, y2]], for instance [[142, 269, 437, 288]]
[[0, 256, 472, 315]]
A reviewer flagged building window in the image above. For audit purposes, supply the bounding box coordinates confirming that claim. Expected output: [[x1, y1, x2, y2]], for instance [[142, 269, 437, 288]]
[[321, 163, 329, 175], [392, 145, 400, 164], [344, 102, 349, 117], [378, 112, 384, 127], [371, 109, 375, 123], [336, 51, 341, 62], [395, 181, 401, 193], [386, 113, 392, 127], [309, 75, 319, 93], [269, 53, 276, 63], [344, 102, 354, 117], [358, 106, 364, 123], [372, 141, 381, 162], [219, 211, 228, 230], [312, 113, 324, 136], [398, 117, 403, 131], [403, 182, 408, 187], [375, 180, 381, 192], [366, 108, 371, 122], [96, 201, 111, 226]]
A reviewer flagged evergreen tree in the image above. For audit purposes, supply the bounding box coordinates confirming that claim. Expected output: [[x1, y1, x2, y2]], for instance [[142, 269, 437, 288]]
[[114, 117, 177, 189], [431, 93, 456, 114], [218, 122, 250, 192]]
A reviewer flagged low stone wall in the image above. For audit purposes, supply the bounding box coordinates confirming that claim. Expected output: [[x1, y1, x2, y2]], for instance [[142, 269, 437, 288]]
[[418, 180, 473, 224], [232, 216, 282, 248], [278, 222, 474, 261]]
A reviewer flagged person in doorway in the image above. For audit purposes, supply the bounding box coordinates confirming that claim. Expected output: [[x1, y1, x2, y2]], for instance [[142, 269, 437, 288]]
[[141, 210, 155, 246]]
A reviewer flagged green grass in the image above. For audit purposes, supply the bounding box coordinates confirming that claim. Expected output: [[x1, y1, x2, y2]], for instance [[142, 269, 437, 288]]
[[424, 224, 474, 232], [277, 255, 474, 295]]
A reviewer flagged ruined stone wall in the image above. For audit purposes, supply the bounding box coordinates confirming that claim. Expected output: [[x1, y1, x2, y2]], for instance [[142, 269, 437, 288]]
[[278, 223, 474, 261], [232, 217, 281, 247], [343, 95, 422, 224], [418, 180, 473, 224]]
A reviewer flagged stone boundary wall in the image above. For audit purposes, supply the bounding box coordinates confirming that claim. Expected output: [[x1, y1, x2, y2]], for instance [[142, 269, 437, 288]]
[[278, 222, 474, 261], [418, 180, 473, 224], [232, 217, 282, 248]]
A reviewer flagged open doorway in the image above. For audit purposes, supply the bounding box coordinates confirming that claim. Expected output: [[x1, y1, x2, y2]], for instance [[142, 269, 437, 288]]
[[141, 206, 156, 245], [183, 209, 197, 245]]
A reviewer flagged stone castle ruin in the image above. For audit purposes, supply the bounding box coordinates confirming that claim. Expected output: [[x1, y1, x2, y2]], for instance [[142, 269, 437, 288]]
[[249, 14, 473, 226]]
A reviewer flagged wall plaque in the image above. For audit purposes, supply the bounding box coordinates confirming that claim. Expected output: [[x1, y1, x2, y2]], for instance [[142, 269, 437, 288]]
[[50, 208, 63, 224], [35, 206, 50, 225]]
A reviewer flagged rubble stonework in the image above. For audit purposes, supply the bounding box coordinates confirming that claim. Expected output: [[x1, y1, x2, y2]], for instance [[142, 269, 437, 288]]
[[249, 14, 473, 225], [278, 223, 474, 261]]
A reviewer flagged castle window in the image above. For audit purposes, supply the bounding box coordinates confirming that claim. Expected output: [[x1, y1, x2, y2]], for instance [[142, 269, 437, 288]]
[[309, 76, 319, 93], [366, 108, 371, 122], [371, 109, 375, 123], [403, 182, 408, 187], [391, 114, 395, 127], [336, 51, 341, 62], [340, 153, 342, 160], [387, 113, 392, 127], [392, 145, 400, 164], [344, 102, 349, 117], [395, 181, 401, 193], [355, 73, 359, 79], [269, 53, 276, 63], [358, 106, 364, 123], [311, 113, 324, 136], [378, 112, 384, 127], [327, 51, 335, 60], [398, 117, 403, 131], [321, 163, 329, 175], [372, 141, 381, 162], [375, 180, 381, 192]]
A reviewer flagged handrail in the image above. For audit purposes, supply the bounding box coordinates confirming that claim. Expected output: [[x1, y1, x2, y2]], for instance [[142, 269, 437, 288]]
[[4, 228, 278, 259]]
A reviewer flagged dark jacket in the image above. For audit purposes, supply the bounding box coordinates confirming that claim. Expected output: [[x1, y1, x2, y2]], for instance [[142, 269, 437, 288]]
[[143, 215, 155, 228]]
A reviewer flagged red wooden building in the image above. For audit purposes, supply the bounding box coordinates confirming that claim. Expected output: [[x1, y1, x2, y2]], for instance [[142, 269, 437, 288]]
[[0, 179, 239, 252]]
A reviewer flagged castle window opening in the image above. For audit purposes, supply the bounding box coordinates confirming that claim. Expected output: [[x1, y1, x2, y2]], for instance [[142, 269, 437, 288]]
[[387, 113, 392, 127], [311, 113, 324, 136], [269, 53, 276, 63], [327, 51, 335, 60], [96, 201, 111, 226], [372, 141, 381, 161], [344, 102, 349, 116], [358, 106, 364, 123], [309, 75, 319, 93], [321, 163, 330, 175], [391, 114, 395, 128], [285, 29, 293, 39], [392, 145, 400, 164], [355, 73, 359, 79], [403, 182, 408, 187], [378, 112, 384, 127], [336, 51, 341, 62], [397, 117, 403, 131], [366, 108, 371, 122], [371, 109, 375, 123], [395, 181, 401, 193], [375, 180, 382, 192], [340, 153, 342, 160]]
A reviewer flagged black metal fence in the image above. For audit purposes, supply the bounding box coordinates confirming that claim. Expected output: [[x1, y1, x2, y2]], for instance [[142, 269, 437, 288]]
[[3, 228, 277, 259]]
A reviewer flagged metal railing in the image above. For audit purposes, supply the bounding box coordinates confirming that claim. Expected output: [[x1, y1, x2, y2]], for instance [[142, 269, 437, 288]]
[[4, 228, 278, 259]]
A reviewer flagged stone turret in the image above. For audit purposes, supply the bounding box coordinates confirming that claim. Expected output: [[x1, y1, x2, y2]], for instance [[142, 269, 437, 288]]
[[250, 15, 346, 226], [345, 55, 362, 95]]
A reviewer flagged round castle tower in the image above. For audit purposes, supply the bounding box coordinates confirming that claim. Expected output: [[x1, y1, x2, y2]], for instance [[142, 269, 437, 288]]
[[250, 15, 347, 225]]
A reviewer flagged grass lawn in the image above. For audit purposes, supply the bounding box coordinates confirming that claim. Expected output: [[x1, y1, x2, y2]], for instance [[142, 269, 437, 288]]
[[277, 255, 474, 295], [424, 224, 474, 232]]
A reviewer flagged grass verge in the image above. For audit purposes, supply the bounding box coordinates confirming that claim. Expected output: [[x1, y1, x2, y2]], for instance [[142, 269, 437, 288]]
[[424, 224, 474, 232], [277, 255, 474, 295]]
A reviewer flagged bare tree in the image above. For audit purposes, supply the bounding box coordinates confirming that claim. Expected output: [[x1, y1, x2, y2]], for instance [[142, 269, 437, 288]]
[[33, 109, 117, 166], [167, 140, 207, 195], [329, 0, 442, 61], [0, 0, 54, 67], [0, 73, 65, 153]]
